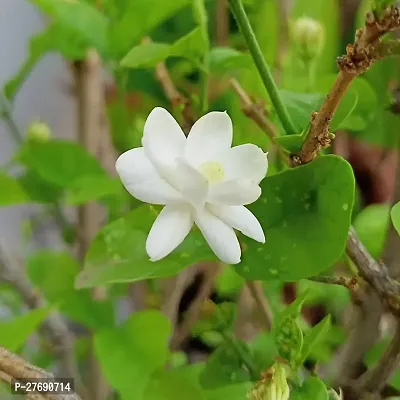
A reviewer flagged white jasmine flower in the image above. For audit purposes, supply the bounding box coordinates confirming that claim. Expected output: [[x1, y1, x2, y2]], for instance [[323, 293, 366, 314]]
[[115, 107, 267, 264]]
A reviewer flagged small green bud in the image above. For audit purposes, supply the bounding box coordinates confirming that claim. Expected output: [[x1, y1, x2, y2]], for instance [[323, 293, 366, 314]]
[[291, 17, 325, 61], [246, 363, 290, 400], [27, 120, 52, 142]]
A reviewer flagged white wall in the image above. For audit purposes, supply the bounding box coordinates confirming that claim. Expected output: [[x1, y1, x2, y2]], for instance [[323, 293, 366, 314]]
[[0, 0, 76, 251]]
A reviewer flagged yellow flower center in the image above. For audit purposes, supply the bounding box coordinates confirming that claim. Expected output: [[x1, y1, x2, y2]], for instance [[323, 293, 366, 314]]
[[199, 161, 225, 184]]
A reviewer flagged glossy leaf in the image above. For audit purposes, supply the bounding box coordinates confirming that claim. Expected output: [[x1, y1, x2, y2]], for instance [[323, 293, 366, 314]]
[[236, 155, 355, 281], [20, 140, 105, 188], [29, 0, 108, 55], [391, 201, 400, 237], [0, 308, 51, 351], [144, 369, 205, 400], [94, 310, 171, 399], [298, 315, 331, 365], [75, 206, 214, 288], [110, 0, 190, 57], [121, 43, 172, 68], [199, 340, 251, 389], [291, 377, 329, 400], [355, 204, 391, 258], [66, 175, 122, 205], [0, 174, 29, 205], [208, 47, 251, 75]]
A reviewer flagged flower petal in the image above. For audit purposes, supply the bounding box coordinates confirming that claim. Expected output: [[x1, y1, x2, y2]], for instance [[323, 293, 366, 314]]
[[219, 144, 268, 184], [194, 207, 241, 264], [185, 111, 233, 165], [208, 205, 265, 243], [146, 205, 193, 261], [208, 179, 261, 206], [115, 147, 183, 204], [142, 107, 186, 170], [166, 158, 209, 209]]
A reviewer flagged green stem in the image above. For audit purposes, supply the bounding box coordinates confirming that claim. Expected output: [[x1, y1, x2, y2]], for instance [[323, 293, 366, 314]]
[[228, 0, 297, 135], [193, 0, 210, 114]]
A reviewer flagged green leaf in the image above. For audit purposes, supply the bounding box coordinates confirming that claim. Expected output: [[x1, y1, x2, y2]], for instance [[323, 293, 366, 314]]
[[291, 376, 329, 400], [277, 291, 309, 322], [0, 174, 29, 205], [76, 205, 214, 288], [235, 155, 355, 281], [27, 251, 114, 330], [110, 0, 190, 57], [4, 23, 87, 99], [95, 310, 171, 399], [170, 27, 208, 61], [17, 171, 62, 204], [121, 28, 207, 69], [355, 204, 391, 259], [275, 134, 304, 153], [199, 340, 251, 389], [391, 201, 400, 237], [331, 89, 358, 131], [298, 315, 331, 365], [66, 175, 122, 205], [215, 266, 244, 297], [0, 308, 51, 351], [249, 333, 278, 372], [144, 369, 205, 400], [280, 90, 324, 132], [208, 47, 251, 75], [121, 42, 172, 68], [29, 0, 108, 55], [20, 140, 105, 188]]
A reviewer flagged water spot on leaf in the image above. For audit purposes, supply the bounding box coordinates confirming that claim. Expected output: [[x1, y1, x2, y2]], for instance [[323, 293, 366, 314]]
[[269, 269, 278, 275], [342, 203, 349, 211]]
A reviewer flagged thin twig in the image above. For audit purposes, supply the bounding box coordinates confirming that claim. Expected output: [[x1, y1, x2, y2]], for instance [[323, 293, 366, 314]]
[[0, 346, 81, 400], [170, 263, 221, 350], [295, 6, 400, 165], [245, 281, 273, 331], [308, 275, 359, 289], [0, 242, 87, 398], [230, 78, 279, 139]]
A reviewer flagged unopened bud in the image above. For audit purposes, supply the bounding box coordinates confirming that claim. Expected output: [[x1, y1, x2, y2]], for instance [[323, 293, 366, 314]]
[[27, 120, 52, 142], [291, 17, 325, 61], [246, 363, 290, 400]]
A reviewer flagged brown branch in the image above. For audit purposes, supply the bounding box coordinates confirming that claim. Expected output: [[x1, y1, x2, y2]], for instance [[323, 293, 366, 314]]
[[351, 319, 400, 397], [169, 263, 221, 350], [295, 5, 400, 165], [0, 346, 81, 400], [245, 281, 273, 331], [0, 242, 86, 398], [308, 274, 359, 289], [161, 268, 197, 328], [73, 49, 110, 400], [230, 78, 279, 139], [346, 227, 400, 304], [215, 0, 229, 46]]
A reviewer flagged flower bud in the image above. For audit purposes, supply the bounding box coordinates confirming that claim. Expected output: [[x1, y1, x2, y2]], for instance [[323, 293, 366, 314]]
[[247, 363, 290, 400], [27, 120, 52, 142], [291, 17, 324, 61]]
